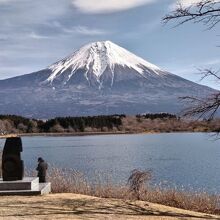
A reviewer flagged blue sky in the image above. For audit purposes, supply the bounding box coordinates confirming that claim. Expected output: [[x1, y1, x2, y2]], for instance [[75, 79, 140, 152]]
[[0, 0, 219, 89]]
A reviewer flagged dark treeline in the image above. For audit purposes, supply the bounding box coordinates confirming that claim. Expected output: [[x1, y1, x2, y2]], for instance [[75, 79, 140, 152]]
[[0, 114, 124, 134], [40, 115, 123, 132], [136, 113, 178, 120]]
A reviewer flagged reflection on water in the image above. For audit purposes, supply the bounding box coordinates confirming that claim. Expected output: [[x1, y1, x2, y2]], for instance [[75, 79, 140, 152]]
[[0, 133, 219, 192]]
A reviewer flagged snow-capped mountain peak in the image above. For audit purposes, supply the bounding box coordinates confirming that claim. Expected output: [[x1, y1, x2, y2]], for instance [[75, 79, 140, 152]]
[[0, 41, 215, 118], [46, 40, 164, 86]]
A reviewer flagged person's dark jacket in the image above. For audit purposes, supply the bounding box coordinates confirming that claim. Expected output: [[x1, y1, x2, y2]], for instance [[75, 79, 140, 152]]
[[36, 160, 48, 177]]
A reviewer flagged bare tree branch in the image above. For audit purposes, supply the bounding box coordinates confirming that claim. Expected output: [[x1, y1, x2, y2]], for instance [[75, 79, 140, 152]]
[[198, 68, 220, 81], [163, 0, 220, 29], [180, 92, 220, 120]]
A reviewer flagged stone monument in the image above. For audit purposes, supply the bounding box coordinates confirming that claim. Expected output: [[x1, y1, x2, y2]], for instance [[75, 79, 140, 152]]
[[2, 137, 24, 181], [0, 137, 51, 195]]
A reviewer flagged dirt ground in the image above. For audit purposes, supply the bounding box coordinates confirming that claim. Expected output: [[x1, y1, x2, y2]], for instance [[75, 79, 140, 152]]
[[0, 193, 220, 220]]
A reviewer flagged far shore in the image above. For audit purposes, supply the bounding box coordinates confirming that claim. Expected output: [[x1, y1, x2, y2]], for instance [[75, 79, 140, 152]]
[[0, 131, 133, 139], [1, 114, 218, 139], [0, 130, 214, 139]]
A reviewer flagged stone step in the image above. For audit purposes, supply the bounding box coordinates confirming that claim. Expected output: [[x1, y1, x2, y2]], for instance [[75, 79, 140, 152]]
[[0, 182, 51, 196], [0, 177, 39, 191]]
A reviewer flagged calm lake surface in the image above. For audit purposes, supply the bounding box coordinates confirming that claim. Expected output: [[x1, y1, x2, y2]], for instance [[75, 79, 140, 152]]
[[0, 133, 219, 192]]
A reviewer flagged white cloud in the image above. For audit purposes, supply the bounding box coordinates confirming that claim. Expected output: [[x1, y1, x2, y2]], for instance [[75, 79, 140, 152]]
[[72, 0, 157, 14], [171, 0, 220, 9], [52, 22, 109, 36], [28, 32, 51, 39], [178, 0, 204, 7], [63, 26, 108, 36]]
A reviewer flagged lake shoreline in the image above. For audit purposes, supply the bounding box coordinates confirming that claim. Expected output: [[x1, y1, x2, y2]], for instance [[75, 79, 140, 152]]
[[0, 130, 213, 139], [0, 131, 133, 139]]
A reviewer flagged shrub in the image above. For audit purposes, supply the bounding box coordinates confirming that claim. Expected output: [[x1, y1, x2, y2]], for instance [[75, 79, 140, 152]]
[[128, 169, 152, 200]]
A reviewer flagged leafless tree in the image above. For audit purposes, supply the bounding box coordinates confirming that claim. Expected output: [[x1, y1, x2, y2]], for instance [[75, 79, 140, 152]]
[[163, 0, 220, 120], [128, 169, 152, 200]]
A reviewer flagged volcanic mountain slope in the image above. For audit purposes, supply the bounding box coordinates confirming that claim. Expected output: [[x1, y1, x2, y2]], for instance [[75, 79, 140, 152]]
[[0, 41, 215, 118]]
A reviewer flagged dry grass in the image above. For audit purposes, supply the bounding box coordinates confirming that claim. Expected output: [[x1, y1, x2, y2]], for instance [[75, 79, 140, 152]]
[[141, 187, 220, 214], [46, 167, 128, 199], [41, 167, 220, 215], [47, 167, 90, 194]]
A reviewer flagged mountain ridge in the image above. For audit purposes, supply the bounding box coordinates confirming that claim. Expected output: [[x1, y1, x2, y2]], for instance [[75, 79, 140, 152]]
[[0, 40, 216, 118]]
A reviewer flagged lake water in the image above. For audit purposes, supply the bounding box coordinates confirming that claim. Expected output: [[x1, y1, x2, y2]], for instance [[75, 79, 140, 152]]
[[0, 133, 219, 193]]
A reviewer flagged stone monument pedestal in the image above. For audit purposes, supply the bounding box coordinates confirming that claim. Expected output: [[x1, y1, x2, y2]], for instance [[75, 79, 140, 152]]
[[0, 177, 51, 195]]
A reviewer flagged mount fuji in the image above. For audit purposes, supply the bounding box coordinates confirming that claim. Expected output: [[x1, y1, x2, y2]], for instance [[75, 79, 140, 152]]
[[0, 41, 215, 118]]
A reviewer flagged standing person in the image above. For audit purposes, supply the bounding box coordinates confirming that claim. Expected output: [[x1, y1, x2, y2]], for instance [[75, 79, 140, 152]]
[[36, 157, 48, 183]]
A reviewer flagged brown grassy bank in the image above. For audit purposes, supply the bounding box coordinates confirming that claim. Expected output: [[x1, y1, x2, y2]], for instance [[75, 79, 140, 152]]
[[38, 167, 220, 216], [1, 193, 219, 220]]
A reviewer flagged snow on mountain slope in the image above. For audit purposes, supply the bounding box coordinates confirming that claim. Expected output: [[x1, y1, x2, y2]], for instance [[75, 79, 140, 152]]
[[0, 40, 217, 118], [46, 41, 166, 86]]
